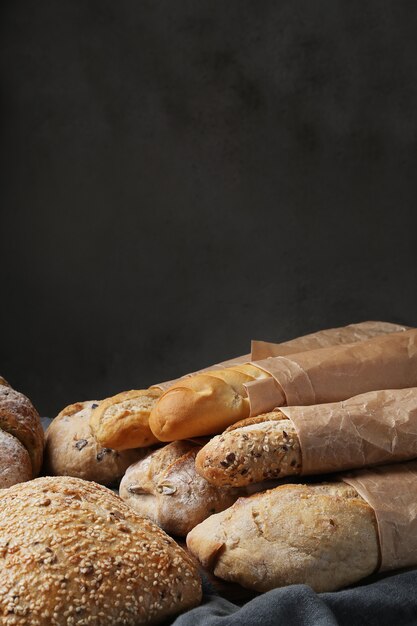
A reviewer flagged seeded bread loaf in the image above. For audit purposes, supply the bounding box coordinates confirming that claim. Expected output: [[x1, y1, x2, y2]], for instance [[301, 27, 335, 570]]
[[195, 411, 301, 487], [0, 384, 44, 485], [0, 476, 202, 625], [90, 389, 162, 450], [119, 441, 252, 536], [45, 401, 152, 486], [187, 482, 379, 593]]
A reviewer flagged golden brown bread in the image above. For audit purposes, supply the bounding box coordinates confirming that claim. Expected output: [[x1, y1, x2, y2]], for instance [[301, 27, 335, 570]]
[[45, 401, 152, 486], [90, 389, 161, 450], [195, 411, 301, 486], [187, 482, 380, 593], [119, 441, 251, 536], [150, 329, 417, 441], [149, 364, 273, 441], [0, 476, 202, 625], [0, 384, 44, 478]]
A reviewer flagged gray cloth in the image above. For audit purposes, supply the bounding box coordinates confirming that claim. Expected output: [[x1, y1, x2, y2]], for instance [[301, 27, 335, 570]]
[[172, 570, 417, 625]]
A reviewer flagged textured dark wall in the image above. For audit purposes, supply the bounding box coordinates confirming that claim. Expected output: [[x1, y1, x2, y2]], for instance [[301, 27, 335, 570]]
[[1, 1, 417, 415]]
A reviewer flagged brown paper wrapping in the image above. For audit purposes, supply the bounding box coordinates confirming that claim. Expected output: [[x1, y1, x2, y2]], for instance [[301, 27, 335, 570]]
[[342, 461, 417, 571], [156, 321, 408, 393], [245, 329, 417, 416], [155, 353, 252, 392], [280, 387, 417, 475], [251, 321, 409, 360]]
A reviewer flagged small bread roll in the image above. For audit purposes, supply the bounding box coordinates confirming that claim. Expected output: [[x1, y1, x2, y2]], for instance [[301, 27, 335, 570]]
[[196, 412, 301, 486], [0, 476, 202, 625], [0, 429, 32, 488], [0, 376, 10, 387], [119, 441, 250, 536], [90, 389, 162, 450], [0, 385, 44, 476], [187, 482, 379, 593], [45, 401, 151, 486]]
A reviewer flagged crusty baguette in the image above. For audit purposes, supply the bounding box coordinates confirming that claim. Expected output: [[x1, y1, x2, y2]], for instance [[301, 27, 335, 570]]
[[149, 364, 275, 441], [45, 400, 151, 486], [90, 389, 162, 450], [0, 476, 202, 625], [119, 441, 251, 536], [187, 482, 379, 593], [195, 411, 301, 486], [0, 384, 44, 476], [150, 329, 417, 441]]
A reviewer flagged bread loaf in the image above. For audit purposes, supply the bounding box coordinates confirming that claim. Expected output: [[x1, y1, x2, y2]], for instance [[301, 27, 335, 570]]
[[0, 429, 32, 488], [90, 389, 162, 450], [149, 363, 273, 441], [150, 329, 417, 441], [0, 384, 44, 485], [0, 476, 202, 625], [91, 322, 405, 449], [45, 400, 152, 486], [119, 441, 251, 536], [195, 411, 301, 486], [187, 482, 379, 593]]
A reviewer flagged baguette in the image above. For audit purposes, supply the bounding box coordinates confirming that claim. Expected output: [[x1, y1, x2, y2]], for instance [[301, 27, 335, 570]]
[[119, 441, 251, 536], [187, 482, 379, 593], [149, 363, 275, 441], [90, 389, 162, 450], [195, 411, 301, 486], [0, 476, 202, 625], [150, 329, 417, 441]]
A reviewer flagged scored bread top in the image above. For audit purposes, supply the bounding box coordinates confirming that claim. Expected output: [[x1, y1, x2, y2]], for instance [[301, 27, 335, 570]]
[[149, 364, 273, 441], [0, 429, 32, 488], [90, 389, 162, 450], [187, 482, 380, 593], [120, 441, 245, 536], [0, 476, 202, 625], [0, 385, 44, 476]]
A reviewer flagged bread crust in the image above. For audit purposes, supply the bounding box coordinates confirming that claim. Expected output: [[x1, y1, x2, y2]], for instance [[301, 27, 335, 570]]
[[119, 441, 248, 536], [90, 389, 161, 450], [187, 482, 380, 593], [0, 429, 32, 488], [45, 401, 151, 486], [149, 365, 273, 441], [195, 411, 302, 486], [0, 476, 202, 625], [0, 385, 44, 476]]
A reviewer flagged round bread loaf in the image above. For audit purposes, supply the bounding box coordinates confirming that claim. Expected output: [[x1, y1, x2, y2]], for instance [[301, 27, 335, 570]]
[[0, 476, 202, 625], [0, 383, 44, 484], [119, 441, 247, 536], [45, 401, 152, 486], [0, 429, 32, 488]]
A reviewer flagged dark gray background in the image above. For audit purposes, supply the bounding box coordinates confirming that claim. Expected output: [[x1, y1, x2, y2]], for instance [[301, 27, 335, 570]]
[[1, 1, 416, 416]]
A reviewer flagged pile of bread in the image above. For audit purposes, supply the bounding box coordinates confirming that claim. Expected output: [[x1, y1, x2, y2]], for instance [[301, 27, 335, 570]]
[[2, 320, 417, 625]]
